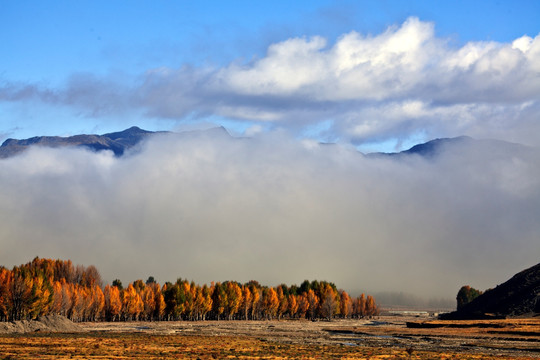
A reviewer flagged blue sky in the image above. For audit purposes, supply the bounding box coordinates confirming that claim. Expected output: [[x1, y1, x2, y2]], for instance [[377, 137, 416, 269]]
[[1, 0, 540, 152]]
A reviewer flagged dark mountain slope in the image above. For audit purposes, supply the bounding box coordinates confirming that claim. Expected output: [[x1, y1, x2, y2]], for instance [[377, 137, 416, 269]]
[[0, 126, 159, 158], [401, 136, 473, 157], [367, 136, 532, 160], [440, 262, 540, 319]]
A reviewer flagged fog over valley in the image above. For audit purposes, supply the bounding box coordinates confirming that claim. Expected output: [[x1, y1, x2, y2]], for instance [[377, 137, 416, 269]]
[[2, 6, 540, 307], [1, 130, 538, 301]]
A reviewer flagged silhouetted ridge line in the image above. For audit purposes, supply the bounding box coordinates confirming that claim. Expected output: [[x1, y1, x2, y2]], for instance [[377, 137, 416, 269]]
[[440, 262, 540, 320]]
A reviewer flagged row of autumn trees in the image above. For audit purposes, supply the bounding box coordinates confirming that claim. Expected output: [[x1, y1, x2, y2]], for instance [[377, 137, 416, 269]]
[[0, 258, 379, 322]]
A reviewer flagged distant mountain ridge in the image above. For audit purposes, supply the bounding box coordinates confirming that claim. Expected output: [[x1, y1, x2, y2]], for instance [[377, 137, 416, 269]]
[[367, 135, 532, 160], [364, 136, 470, 159], [0, 127, 532, 160], [0, 126, 161, 158], [399, 136, 473, 157]]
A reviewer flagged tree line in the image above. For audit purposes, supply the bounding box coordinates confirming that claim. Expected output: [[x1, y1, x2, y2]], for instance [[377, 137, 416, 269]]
[[0, 258, 379, 322]]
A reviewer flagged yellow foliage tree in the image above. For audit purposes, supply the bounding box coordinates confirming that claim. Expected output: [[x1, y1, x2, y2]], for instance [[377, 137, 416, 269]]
[[104, 285, 122, 321], [353, 293, 366, 318], [0, 268, 13, 320], [241, 285, 252, 320], [122, 284, 143, 321], [10, 270, 33, 320], [297, 293, 309, 319], [287, 294, 299, 318], [29, 275, 53, 319], [262, 287, 279, 320], [224, 282, 242, 320], [249, 285, 261, 320], [339, 290, 353, 318], [366, 295, 379, 317], [306, 289, 319, 320], [141, 285, 156, 321], [59, 280, 72, 317], [202, 284, 213, 320], [88, 285, 105, 321], [154, 283, 166, 321], [276, 286, 288, 320]]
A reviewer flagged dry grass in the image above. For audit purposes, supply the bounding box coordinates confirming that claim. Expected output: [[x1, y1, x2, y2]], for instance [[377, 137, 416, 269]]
[[360, 318, 540, 339], [0, 317, 538, 359], [0, 331, 534, 360], [328, 317, 540, 357]]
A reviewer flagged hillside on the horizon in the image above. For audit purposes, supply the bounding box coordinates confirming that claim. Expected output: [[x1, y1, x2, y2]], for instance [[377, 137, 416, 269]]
[[367, 135, 534, 160], [441, 262, 540, 319], [0, 126, 158, 158]]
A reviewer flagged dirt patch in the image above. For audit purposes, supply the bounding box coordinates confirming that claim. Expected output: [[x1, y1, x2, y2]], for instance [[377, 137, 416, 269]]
[[0, 315, 84, 334]]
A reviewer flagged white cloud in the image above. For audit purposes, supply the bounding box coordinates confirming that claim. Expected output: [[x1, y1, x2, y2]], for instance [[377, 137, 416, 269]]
[[198, 16, 540, 105], [212, 18, 439, 101], [135, 17, 540, 147], [216, 36, 329, 95]]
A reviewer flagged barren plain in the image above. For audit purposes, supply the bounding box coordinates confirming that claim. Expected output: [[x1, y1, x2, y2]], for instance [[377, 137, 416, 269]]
[[1, 314, 539, 359]]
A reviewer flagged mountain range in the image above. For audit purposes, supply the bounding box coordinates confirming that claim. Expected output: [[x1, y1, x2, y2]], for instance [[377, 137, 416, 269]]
[[0, 126, 158, 158], [0, 126, 533, 159], [367, 135, 532, 160]]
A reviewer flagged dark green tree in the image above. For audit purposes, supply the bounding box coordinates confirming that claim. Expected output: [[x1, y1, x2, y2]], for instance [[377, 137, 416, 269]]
[[112, 279, 123, 290], [456, 285, 482, 310], [299, 280, 311, 294]]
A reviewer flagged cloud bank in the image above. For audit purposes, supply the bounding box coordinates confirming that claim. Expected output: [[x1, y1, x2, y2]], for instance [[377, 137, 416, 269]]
[[2, 17, 540, 148], [1, 131, 539, 300]]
